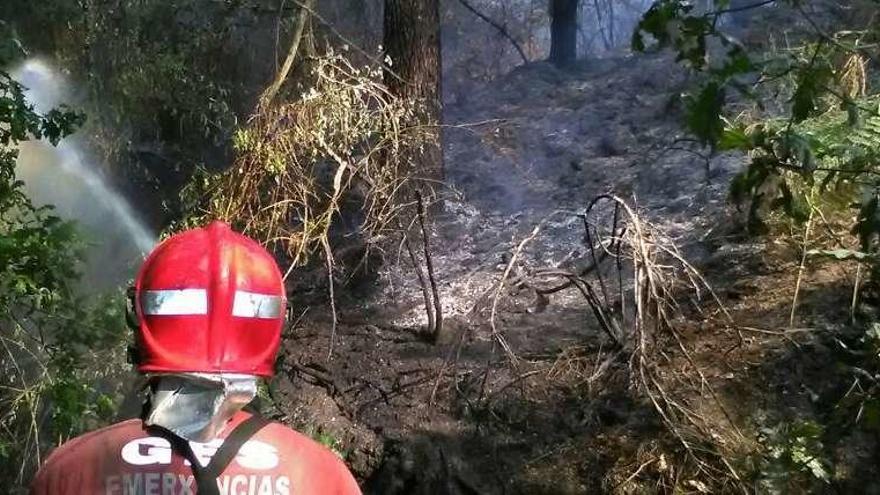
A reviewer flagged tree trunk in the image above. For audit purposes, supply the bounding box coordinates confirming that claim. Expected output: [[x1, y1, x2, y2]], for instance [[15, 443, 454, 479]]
[[383, 0, 443, 182], [549, 0, 579, 66]]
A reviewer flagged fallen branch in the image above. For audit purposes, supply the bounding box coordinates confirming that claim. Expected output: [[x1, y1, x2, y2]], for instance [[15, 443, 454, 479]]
[[489, 222, 547, 366], [289, 361, 340, 395], [790, 199, 815, 327], [486, 368, 541, 397]]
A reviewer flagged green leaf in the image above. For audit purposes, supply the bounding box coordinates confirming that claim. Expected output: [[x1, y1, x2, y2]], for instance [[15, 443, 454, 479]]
[[714, 45, 754, 81], [633, 0, 708, 68], [718, 126, 751, 151], [854, 194, 880, 252], [785, 186, 811, 223], [730, 161, 771, 206], [846, 102, 862, 128], [792, 62, 833, 123], [863, 398, 880, 431], [686, 82, 725, 147]]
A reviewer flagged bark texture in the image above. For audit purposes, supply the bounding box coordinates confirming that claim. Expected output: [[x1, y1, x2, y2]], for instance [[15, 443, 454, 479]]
[[549, 0, 579, 66], [383, 0, 443, 182]]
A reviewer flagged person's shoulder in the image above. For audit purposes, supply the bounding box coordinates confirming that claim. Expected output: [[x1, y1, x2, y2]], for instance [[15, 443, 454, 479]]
[[259, 420, 333, 454], [259, 422, 356, 469], [39, 419, 143, 469], [31, 419, 145, 493], [258, 421, 360, 493]]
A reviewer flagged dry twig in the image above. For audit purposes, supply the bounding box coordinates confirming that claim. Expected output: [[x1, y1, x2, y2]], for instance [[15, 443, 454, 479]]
[[482, 194, 748, 491], [416, 192, 443, 341]]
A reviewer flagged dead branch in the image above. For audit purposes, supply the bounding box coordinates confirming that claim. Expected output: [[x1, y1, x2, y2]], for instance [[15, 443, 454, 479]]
[[485, 369, 546, 404], [594, 195, 746, 488], [489, 222, 549, 367], [416, 192, 443, 342], [322, 238, 338, 360], [193, 52, 432, 274], [481, 194, 749, 490], [404, 227, 436, 336], [289, 361, 340, 394], [790, 201, 815, 326], [566, 275, 625, 348], [288, 0, 406, 84], [259, 0, 313, 110], [428, 320, 469, 407], [456, 0, 529, 64]]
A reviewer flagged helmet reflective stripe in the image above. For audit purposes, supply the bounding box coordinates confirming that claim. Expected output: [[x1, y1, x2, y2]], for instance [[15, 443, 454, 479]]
[[142, 289, 208, 315], [231, 291, 284, 319], [142, 290, 283, 319]]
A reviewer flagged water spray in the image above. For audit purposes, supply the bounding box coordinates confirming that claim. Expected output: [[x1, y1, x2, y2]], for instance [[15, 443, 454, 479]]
[[11, 58, 157, 285]]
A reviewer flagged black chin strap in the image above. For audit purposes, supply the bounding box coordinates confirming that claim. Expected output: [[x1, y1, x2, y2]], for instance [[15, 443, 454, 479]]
[[147, 414, 271, 495]]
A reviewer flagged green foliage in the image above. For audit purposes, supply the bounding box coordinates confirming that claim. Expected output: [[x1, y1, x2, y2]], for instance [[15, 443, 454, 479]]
[[0, 38, 128, 487], [0, 45, 85, 315], [636, 1, 880, 239], [635, 1, 757, 153], [791, 52, 834, 123], [721, 97, 880, 231], [633, 0, 712, 69], [638, 3, 880, 488], [1, 0, 242, 218], [756, 419, 831, 493], [686, 81, 725, 146]]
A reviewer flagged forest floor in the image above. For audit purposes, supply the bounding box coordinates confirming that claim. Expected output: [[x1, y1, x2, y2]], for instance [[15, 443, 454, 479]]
[[271, 51, 878, 494]]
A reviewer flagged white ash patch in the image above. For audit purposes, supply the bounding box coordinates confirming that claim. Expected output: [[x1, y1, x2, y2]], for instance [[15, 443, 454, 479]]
[[362, 51, 745, 335]]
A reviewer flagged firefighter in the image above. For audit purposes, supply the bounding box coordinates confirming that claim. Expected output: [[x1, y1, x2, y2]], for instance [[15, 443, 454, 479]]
[[31, 221, 361, 495]]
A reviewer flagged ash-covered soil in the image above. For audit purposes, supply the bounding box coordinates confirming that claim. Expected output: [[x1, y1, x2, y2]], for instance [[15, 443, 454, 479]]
[[375, 51, 743, 335], [270, 51, 871, 494]]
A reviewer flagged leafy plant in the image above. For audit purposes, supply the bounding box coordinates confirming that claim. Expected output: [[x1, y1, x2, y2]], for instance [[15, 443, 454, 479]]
[[636, 2, 880, 490], [635, 1, 880, 239], [0, 39, 128, 488], [1, 0, 242, 219], [756, 419, 831, 493], [178, 50, 433, 270]]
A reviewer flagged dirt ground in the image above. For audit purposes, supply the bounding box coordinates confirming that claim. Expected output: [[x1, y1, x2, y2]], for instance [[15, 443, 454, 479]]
[[268, 51, 879, 494]]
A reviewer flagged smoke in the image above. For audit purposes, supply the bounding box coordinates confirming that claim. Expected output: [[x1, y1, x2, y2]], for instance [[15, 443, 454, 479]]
[[11, 58, 156, 288]]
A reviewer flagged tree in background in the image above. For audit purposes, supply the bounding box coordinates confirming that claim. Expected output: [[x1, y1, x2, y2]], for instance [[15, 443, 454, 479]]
[[592, 0, 616, 50], [383, 0, 443, 182], [549, 0, 579, 66]]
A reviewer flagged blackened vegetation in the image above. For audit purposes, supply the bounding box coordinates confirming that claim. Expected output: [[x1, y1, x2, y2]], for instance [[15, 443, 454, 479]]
[[277, 192, 747, 493]]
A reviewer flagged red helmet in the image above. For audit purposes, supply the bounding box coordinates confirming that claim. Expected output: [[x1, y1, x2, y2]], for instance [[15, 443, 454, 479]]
[[132, 221, 286, 376]]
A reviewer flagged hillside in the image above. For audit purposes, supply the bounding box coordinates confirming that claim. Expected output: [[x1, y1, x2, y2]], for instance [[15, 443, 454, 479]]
[[264, 48, 873, 493]]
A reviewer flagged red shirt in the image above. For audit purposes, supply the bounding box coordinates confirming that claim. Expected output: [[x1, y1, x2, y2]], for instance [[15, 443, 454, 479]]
[[30, 412, 361, 495]]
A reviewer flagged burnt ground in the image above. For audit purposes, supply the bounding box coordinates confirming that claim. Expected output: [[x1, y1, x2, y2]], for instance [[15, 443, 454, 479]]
[[268, 51, 880, 494]]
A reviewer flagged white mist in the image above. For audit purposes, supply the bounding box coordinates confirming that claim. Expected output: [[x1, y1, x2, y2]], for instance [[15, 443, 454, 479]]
[[11, 58, 156, 287]]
